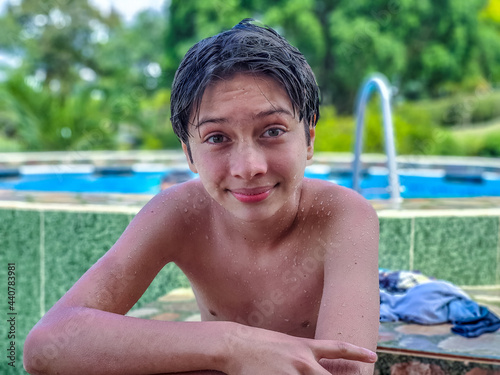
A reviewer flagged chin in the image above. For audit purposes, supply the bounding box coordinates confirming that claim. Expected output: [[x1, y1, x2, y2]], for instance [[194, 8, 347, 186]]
[[229, 204, 280, 223]]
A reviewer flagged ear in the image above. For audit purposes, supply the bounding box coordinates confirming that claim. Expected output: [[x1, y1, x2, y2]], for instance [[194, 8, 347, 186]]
[[306, 125, 315, 164], [182, 142, 198, 174]]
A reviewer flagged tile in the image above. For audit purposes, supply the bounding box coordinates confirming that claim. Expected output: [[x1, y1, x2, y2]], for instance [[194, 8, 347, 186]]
[[378, 217, 412, 270], [465, 369, 500, 375], [388, 360, 447, 375], [413, 217, 498, 285], [40, 210, 191, 312], [158, 287, 195, 302], [376, 352, 500, 375], [396, 324, 452, 336], [0, 209, 41, 374], [126, 307, 160, 318], [135, 262, 191, 308], [151, 312, 181, 321], [438, 334, 500, 358], [184, 313, 202, 321], [43, 211, 131, 310]]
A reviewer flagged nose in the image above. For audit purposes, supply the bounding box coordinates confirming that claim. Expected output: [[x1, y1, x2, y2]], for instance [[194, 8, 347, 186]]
[[230, 142, 268, 179]]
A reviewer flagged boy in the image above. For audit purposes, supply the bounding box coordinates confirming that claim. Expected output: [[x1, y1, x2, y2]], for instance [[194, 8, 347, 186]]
[[24, 19, 380, 374]]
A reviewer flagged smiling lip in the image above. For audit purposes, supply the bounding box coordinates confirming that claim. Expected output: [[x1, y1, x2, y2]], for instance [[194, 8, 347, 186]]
[[230, 186, 275, 203]]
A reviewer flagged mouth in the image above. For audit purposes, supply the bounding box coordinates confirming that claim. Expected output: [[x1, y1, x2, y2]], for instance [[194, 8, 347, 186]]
[[229, 184, 277, 203]]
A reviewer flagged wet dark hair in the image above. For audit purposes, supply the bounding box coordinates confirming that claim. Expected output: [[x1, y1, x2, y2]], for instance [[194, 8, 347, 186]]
[[170, 18, 320, 161]]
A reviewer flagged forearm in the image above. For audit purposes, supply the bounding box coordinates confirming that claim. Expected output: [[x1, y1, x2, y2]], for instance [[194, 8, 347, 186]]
[[320, 358, 375, 375], [156, 371, 225, 375], [24, 307, 233, 375], [163, 371, 226, 375]]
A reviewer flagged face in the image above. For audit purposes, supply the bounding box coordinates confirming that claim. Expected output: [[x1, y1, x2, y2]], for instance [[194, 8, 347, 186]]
[[183, 73, 315, 222]]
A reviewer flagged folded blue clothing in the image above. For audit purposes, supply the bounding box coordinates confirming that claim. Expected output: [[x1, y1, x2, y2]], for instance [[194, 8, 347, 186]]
[[379, 279, 500, 338], [451, 306, 500, 338]]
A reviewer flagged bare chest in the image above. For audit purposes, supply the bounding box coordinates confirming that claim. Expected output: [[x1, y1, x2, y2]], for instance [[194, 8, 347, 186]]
[[181, 243, 325, 338]]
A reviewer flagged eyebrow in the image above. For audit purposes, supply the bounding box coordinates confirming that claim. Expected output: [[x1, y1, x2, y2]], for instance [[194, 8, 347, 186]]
[[196, 108, 295, 128]]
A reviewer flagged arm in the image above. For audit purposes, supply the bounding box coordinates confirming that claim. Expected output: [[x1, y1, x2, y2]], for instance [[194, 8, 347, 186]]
[[23, 183, 377, 375], [315, 187, 380, 375], [23, 186, 231, 375]]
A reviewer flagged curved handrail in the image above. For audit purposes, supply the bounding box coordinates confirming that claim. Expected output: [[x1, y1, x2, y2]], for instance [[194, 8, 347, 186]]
[[352, 73, 402, 204]]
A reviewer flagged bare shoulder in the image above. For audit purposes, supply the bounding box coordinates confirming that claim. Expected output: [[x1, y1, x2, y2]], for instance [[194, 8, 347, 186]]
[[301, 178, 378, 228], [308, 179, 380, 355], [51, 179, 211, 314], [136, 178, 211, 259]]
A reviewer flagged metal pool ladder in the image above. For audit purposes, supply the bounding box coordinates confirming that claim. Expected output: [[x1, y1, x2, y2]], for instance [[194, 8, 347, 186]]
[[352, 73, 402, 205]]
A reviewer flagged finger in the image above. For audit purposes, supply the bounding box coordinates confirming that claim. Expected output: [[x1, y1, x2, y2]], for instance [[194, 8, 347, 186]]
[[310, 362, 337, 375], [311, 340, 377, 363]]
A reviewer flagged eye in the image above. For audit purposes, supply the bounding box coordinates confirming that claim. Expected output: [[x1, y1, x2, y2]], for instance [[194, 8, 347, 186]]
[[206, 134, 227, 144], [263, 128, 285, 138]]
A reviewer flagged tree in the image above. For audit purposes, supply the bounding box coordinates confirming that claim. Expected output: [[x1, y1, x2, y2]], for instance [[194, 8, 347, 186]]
[[0, 0, 173, 151]]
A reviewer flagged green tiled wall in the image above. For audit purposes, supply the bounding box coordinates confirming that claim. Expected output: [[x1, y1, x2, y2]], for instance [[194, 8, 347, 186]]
[[413, 216, 499, 285], [0, 208, 189, 375], [43, 211, 133, 309], [0, 210, 40, 375], [1, 207, 499, 374], [378, 217, 412, 271], [378, 216, 500, 285]]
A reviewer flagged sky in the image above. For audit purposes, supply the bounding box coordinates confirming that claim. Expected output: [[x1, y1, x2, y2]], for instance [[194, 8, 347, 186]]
[[89, 0, 166, 21]]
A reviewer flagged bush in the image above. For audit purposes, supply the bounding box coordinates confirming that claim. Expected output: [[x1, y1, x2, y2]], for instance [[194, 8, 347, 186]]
[[479, 132, 500, 157], [315, 99, 437, 156], [402, 90, 500, 127], [136, 89, 181, 150]]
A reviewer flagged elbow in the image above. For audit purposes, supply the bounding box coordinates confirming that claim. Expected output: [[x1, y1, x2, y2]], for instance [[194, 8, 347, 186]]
[[24, 318, 75, 375], [24, 327, 51, 375]]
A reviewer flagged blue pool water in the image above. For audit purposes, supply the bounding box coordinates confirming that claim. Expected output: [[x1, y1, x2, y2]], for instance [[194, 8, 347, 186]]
[[1, 166, 499, 199]]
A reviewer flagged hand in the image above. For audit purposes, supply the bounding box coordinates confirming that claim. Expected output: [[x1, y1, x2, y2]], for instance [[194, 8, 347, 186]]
[[224, 325, 377, 375]]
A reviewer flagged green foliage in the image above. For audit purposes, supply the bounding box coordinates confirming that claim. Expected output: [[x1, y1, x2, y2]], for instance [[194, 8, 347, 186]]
[[1, 0, 500, 157], [0, 74, 117, 151], [397, 90, 500, 127], [315, 99, 436, 155], [479, 131, 500, 156], [136, 89, 180, 150]]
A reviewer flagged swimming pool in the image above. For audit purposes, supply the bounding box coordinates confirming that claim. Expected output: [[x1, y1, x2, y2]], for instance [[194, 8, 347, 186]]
[[1, 163, 499, 200]]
